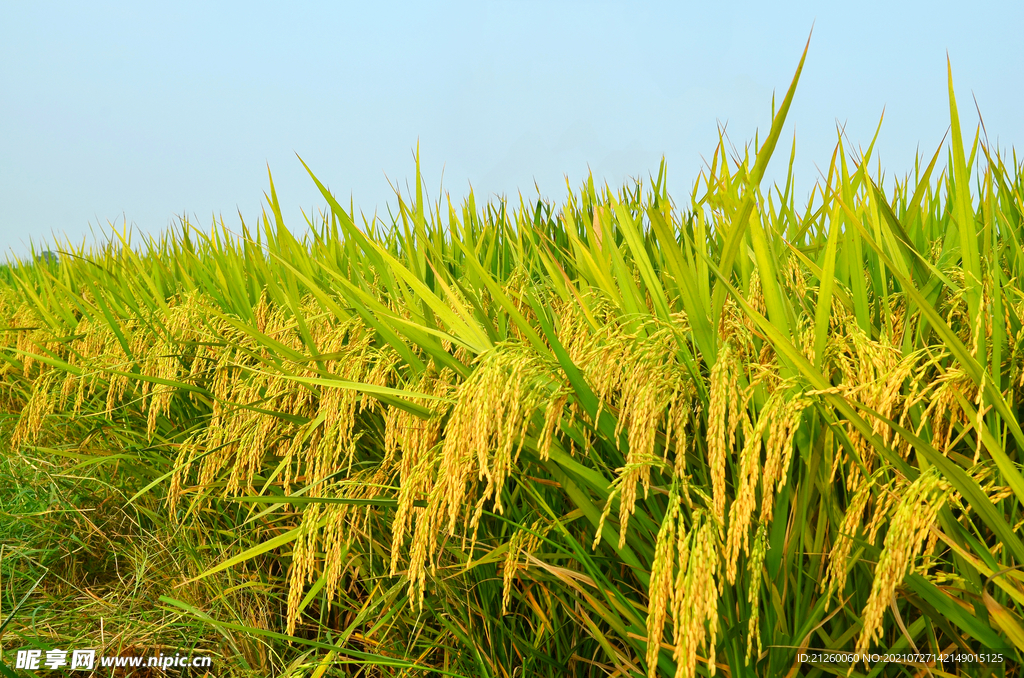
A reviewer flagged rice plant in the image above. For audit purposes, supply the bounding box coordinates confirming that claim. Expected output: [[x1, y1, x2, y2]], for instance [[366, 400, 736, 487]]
[[3, 47, 1024, 676]]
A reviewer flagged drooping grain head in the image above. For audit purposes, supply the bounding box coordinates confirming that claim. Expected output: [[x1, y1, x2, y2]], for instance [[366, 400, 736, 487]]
[[855, 468, 951, 654]]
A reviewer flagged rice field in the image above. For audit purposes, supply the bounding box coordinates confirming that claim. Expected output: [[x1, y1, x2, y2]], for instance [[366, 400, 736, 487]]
[[3, 52, 1024, 676]]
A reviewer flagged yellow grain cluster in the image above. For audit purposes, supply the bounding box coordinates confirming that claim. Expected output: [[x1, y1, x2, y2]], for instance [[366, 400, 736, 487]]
[[707, 342, 746, 528], [855, 468, 951, 653], [397, 344, 557, 609], [387, 363, 456, 578], [170, 300, 398, 512], [11, 372, 58, 448], [501, 518, 549, 615], [285, 467, 391, 634], [286, 499, 326, 634], [828, 328, 911, 480], [823, 470, 878, 607], [744, 523, 768, 663], [577, 317, 696, 549], [724, 389, 808, 583], [646, 501, 720, 678], [7, 301, 64, 446]]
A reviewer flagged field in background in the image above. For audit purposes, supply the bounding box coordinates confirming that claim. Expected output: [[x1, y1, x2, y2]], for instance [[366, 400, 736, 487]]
[[3, 51, 1024, 677]]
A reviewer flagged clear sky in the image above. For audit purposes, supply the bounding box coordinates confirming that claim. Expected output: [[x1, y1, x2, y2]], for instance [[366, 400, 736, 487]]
[[2, 1, 1022, 258]]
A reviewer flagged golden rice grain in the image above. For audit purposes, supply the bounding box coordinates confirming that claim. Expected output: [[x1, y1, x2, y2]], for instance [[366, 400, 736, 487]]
[[855, 468, 951, 654]]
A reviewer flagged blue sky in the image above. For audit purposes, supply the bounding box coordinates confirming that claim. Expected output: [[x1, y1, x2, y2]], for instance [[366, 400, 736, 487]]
[[2, 1, 1022, 258]]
